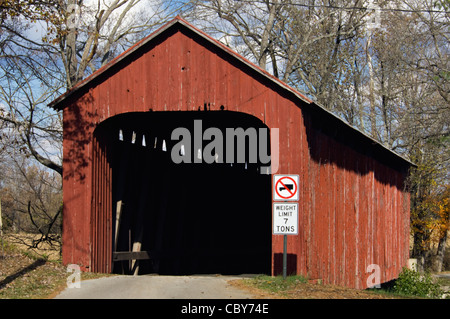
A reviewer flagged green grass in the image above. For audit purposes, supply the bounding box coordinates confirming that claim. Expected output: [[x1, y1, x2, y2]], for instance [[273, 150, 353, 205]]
[[242, 273, 447, 299], [391, 268, 446, 299], [244, 274, 308, 295], [365, 268, 449, 299]]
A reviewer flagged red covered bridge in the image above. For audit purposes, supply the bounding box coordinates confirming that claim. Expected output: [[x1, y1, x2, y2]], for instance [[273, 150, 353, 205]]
[[49, 17, 412, 289]]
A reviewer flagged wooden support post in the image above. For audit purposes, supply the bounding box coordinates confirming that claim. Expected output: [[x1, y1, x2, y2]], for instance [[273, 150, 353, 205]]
[[128, 229, 131, 272], [131, 241, 142, 275], [112, 199, 122, 273], [114, 200, 123, 252]]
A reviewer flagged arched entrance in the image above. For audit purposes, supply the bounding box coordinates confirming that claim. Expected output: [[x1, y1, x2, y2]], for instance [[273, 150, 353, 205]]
[[91, 110, 272, 275]]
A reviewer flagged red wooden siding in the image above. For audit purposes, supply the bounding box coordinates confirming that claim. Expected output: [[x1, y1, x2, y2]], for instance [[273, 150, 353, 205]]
[[55, 18, 411, 289], [91, 131, 113, 273]]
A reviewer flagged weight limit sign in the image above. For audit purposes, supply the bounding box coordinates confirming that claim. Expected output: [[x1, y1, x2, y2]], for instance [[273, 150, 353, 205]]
[[273, 203, 298, 235]]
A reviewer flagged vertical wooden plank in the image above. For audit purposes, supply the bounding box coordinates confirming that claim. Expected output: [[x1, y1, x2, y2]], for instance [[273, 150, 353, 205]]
[[303, 112, 313, 279], [191, 37, 201, 108], [96, 138, 101, 273], [350, 152, 357, 288], [81, 95, 95, 271], [205, 39, 215, 107], [180, 32, 190, 110], [106, 139, 112, 273], [92, 136, 98, 273], [91, 137, 97, 272], [344, 149, 351, 287], [310, 129, 319, 281], [326, 134, 333, 285], [135, 54, 146, 111], [338, 145, 346, 286], [99, 135, 105, 273], [353, 156, 359, 288], [148, 48, 157, 110], [215, 46, 227, 110], [168, 31, 181, 110], [374, 160, 381, 280], [330, 136, 337, 285], [306, 114, 316, 278], [296, 110, 306, 278], [359, 154, 368, 289], [317, 131, 326, 282], [158, 40, 168, 110]]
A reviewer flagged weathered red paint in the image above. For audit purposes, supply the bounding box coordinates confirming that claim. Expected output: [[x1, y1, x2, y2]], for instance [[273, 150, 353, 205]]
[[50, 17, 411, 289]]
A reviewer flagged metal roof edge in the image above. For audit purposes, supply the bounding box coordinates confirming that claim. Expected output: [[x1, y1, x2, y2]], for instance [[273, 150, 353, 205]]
[[310, 99, 416, 168]]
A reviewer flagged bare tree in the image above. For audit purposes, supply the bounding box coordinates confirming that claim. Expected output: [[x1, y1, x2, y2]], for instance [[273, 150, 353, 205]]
[[0, 0, 194, 175], [0, 154, 62, 253], [62, 0, 193, 87]]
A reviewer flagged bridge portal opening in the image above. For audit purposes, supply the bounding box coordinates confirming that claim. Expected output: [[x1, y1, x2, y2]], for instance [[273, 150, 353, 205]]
[[92, 110, 272, 275]]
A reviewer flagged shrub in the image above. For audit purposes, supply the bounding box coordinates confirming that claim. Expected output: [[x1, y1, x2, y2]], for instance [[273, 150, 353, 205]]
[[393, 267, 444, 298]]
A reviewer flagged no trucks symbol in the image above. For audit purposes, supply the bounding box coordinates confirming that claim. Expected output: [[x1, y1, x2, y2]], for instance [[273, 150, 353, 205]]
[[273, 175, 299, 201]]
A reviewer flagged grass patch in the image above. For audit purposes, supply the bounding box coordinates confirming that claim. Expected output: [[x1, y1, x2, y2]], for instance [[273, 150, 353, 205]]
[[238, 274, 409, 299], [246, 275, 308, 296], [389, 268, 446, 299], [365, 268, 449, 299]]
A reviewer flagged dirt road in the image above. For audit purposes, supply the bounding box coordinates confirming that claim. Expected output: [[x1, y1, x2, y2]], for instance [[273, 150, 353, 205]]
[[54, 275, 258, 299]]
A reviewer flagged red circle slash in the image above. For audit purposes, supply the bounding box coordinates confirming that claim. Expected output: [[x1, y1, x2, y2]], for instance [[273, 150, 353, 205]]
[[275, 176, 297, 199]]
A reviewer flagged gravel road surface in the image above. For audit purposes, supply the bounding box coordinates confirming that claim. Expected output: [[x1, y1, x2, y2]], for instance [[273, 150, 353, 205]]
[[54, 275, 257, 299]]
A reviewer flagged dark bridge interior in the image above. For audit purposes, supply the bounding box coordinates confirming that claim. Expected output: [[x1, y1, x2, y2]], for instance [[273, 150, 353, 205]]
[[94, 110, 272, 275]]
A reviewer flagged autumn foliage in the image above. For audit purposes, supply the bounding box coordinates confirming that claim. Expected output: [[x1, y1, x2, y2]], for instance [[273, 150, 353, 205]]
[[411, 175, 450, 271]]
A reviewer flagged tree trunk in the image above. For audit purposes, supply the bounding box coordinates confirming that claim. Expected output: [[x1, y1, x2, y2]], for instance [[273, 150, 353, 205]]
[[412, 229, 431, 273], [435, 231, 448, 273], [366, 35, 377, 137]]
